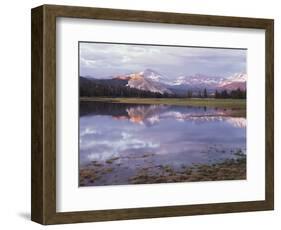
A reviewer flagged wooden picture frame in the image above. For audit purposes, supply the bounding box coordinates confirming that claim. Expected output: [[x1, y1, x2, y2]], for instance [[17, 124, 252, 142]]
[[31, 4, 274, 225]]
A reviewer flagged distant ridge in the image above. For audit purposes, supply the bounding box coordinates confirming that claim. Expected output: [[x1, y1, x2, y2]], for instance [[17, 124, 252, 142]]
[[82, 69, 246, 96]]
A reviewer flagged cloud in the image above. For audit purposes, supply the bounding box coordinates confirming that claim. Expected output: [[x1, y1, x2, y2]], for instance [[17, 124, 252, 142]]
[[79, 42, 246, 79]]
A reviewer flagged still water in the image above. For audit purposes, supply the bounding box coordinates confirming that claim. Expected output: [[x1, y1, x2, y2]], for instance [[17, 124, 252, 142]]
[[79, 101, 246, 186]]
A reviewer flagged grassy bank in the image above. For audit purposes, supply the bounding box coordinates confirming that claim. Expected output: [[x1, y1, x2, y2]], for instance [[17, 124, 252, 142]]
[[81, 97, 246, 110]]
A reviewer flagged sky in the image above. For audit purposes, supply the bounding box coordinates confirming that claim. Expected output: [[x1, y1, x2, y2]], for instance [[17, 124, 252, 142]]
[[79, 42, 247, 80]]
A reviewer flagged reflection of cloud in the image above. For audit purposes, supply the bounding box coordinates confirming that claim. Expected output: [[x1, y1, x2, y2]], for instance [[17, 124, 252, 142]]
[[79, 104, 246, 166], [80, 127, 160, 161], [80, 127, 99, 137], [147, 115, 160, 125], [162, 111, 246, 128], [225, 117, 247, 128]]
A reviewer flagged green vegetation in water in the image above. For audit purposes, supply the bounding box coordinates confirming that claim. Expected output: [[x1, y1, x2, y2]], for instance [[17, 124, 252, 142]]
[[79, 155, 246, 186], [129, 157, 246, 184], [80, 165, 114, 186], [105, 157, 119, 164]]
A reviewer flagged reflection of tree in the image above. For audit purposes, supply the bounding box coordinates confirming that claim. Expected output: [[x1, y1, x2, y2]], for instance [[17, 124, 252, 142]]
[[80, 101, 133, 117]]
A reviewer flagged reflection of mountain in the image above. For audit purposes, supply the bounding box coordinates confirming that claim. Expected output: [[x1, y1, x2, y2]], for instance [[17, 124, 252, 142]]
[[81, 101, 246, 128], [126, 105, 166, 125], [123, 106, 246, 128]]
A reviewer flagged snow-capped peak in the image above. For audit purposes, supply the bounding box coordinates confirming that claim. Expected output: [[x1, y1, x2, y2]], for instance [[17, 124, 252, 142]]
[[228, 73, 247, 82], [115, 69, 172, 95], [141, 69, 168, 83], [172, 74, 225, 87], [217, 73, 247, 90]]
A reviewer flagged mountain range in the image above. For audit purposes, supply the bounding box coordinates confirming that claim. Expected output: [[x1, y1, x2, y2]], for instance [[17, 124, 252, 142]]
[[81, 69, 246, 96]]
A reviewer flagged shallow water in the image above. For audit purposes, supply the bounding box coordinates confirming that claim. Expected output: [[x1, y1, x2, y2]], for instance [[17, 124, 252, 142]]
[[79, 101, 246, 186]]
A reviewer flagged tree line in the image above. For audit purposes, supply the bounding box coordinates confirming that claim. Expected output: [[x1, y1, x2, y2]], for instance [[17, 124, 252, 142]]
[[80, 79, 171, 98], [186, 88, 246, 99], [80, 77, 246, 99]]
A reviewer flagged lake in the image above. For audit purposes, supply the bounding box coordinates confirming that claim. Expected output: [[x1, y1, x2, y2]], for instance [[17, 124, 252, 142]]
[[79, 101, 246, 186]]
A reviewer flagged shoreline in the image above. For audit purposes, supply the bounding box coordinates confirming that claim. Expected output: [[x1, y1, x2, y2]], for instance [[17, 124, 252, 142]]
[[80, 97, 246, 109], [79, 156, 246, 186], [80, 97, 246, 116]]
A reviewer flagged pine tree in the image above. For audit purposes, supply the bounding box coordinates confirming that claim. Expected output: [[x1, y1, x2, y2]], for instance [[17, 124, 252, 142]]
[[187, 90, 193, 98], [203, 88, 208, 98], [215, 90, 219, 98]]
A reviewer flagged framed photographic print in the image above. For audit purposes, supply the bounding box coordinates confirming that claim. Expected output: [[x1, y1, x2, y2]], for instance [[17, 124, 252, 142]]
[[31, 4, 274, 225]]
